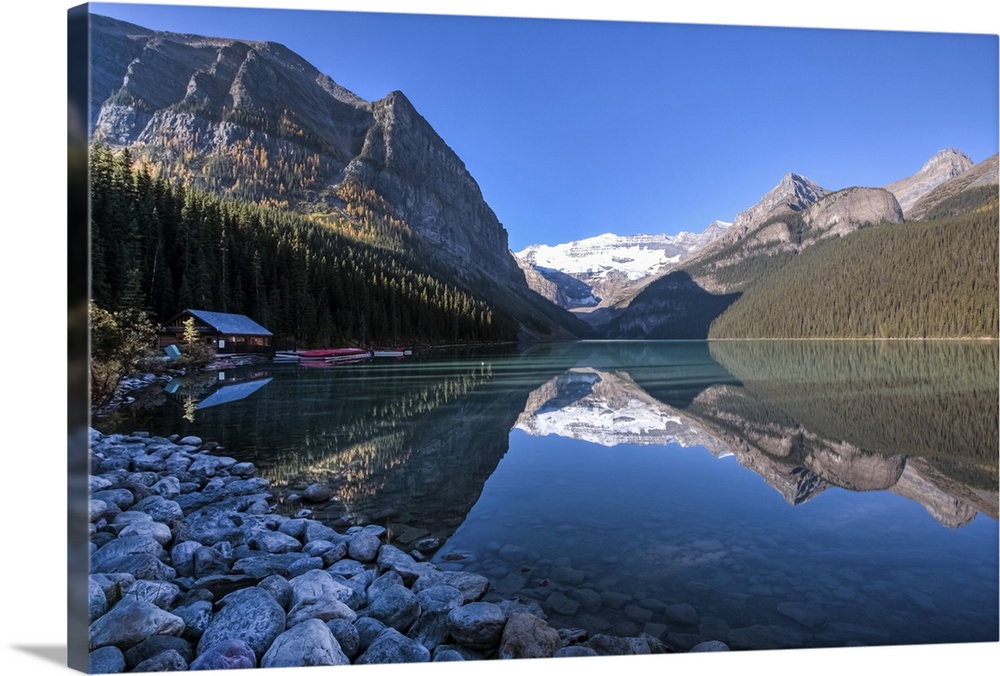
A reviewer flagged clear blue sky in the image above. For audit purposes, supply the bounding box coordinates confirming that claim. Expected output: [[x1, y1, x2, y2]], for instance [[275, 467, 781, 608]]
[[89, 1, 998, 250], [0, 6, 997, 676]]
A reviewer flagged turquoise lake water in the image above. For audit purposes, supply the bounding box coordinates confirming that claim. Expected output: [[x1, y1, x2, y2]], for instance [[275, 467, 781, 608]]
[[102, 340, 999, 650]]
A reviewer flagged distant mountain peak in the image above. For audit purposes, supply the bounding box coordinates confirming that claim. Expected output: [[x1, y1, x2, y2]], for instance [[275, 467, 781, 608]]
[[885, 148, 974, 216], [691, 172, 829, 259], [922, 148, 973, 171], [514, 221, 730, 309], [777, 171, 825, 197]]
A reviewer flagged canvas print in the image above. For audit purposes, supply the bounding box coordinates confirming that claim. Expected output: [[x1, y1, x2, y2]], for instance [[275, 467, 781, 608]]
[[67, 1, 999, 674]]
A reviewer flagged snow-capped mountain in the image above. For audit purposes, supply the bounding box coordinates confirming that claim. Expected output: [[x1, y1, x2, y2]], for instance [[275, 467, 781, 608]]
[[514, 221, 730, 309]]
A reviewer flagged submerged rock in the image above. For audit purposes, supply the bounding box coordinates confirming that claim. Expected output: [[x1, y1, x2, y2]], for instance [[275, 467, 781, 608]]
[[498, 613, 561, 659]]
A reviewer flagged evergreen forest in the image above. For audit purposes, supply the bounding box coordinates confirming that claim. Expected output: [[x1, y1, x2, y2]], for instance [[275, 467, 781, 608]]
[[706, 187, 999, 339], [89, 145, 518, 347]]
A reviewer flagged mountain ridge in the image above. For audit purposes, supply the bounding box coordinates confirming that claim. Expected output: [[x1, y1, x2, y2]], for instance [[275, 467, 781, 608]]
[[87, 13, 586, 341], [513, 221, 731, 310], [600, 151, 996, 340]]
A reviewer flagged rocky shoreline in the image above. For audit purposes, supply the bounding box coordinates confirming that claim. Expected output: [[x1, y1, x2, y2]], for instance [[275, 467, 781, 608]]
[[85, 428, 729, 672]]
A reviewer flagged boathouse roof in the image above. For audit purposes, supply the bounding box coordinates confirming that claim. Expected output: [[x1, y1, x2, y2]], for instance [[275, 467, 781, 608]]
[[167, 309, 273, 337]]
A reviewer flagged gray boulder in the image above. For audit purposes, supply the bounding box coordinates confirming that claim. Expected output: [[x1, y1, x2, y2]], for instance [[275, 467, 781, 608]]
[[89, 499, 109, 523], [285, 556, 325, 577], [377, 545, 435, 583], [327, 559, 367, 578], [326, 619, 360, 659], [88, 599, 185, 651], [433, 648, 466, 661], [287, 594, 358, 626], [93, 552, 176, 581], [303, 539, 348, 567], [89, 577, 108, 621], [354, 617, 388, 653], [260, 618, 351, 668], [171, 600, 213, 642], [88, 646, 125, 673], [348, 530, 382, 562], [125, 580, 180, 609], [129, 495, 184, 523], [554, 645, 599, 657], [257, 574, 293, 610], [150, 476, 181, 499], [249, 529, 302, 554], [447, 602, 507, 651], [416, 585, 465, 614], [406, 610, 451, 651], [130, 648, 188, 672], [302, 483, 332, 502], [690, 640, 730, 652], [356, 628, 431, 664], [192, 545, 231, 577], [290, 569, 355, 607], [413, 570, 490, 602], [169, 540, 201, 578], [498, 613, 561, 659], [92, 489, 135, 511], [188, 639, 256, 671], [303, 520, 341, 543], [124, 634, 193, 670], [367, 570, 405, 605], [91, 535, 164, 574], [231, 552, 309, 578], [368, 584, 421, 633], [586, 633, 652, 656], [197, 587, 286, 661]]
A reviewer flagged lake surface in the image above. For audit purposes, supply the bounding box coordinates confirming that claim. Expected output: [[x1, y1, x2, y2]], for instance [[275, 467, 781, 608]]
[[101, 340, 999, 651]]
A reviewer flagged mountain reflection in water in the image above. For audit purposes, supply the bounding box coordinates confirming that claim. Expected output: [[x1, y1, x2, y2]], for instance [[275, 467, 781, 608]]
[[104, 341, 998, 649], [513, 342, 997, 527]]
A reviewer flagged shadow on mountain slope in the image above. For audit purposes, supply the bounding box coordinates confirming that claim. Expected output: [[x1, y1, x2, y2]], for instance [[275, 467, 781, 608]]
[[603, 270, 741, 339]]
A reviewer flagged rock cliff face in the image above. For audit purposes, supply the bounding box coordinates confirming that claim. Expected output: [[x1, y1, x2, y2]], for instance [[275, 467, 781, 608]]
[[699, 173, 829, 258], [90, 14, 371, 190], [88, 13, 583, 339], [800, 187, 904, 239], [696, 186, 903, 269], [342, 91, 521, 287], [885, 148, 974, 217], [603, 178, 907, 336]]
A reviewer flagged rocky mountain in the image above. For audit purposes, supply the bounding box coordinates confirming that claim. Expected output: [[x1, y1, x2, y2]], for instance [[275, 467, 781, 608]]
[[600, 148, 992, 340], [513, 222, 731, 309], [884, 148, 974, 217], [906, 152, 999, 220], [519, 148, 984, 327], [604, 182, 906, 338], [690, 185, 904, 292], [87, 13, 585, 340], [697, 173, 829, 260]]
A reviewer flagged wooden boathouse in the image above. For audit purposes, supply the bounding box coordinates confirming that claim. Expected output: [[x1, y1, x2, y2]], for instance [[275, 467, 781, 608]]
[[158, 309, 274, 356]]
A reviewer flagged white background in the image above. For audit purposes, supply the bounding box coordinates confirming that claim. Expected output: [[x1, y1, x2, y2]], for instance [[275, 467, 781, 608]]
[[1, 1, 997, 675]]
